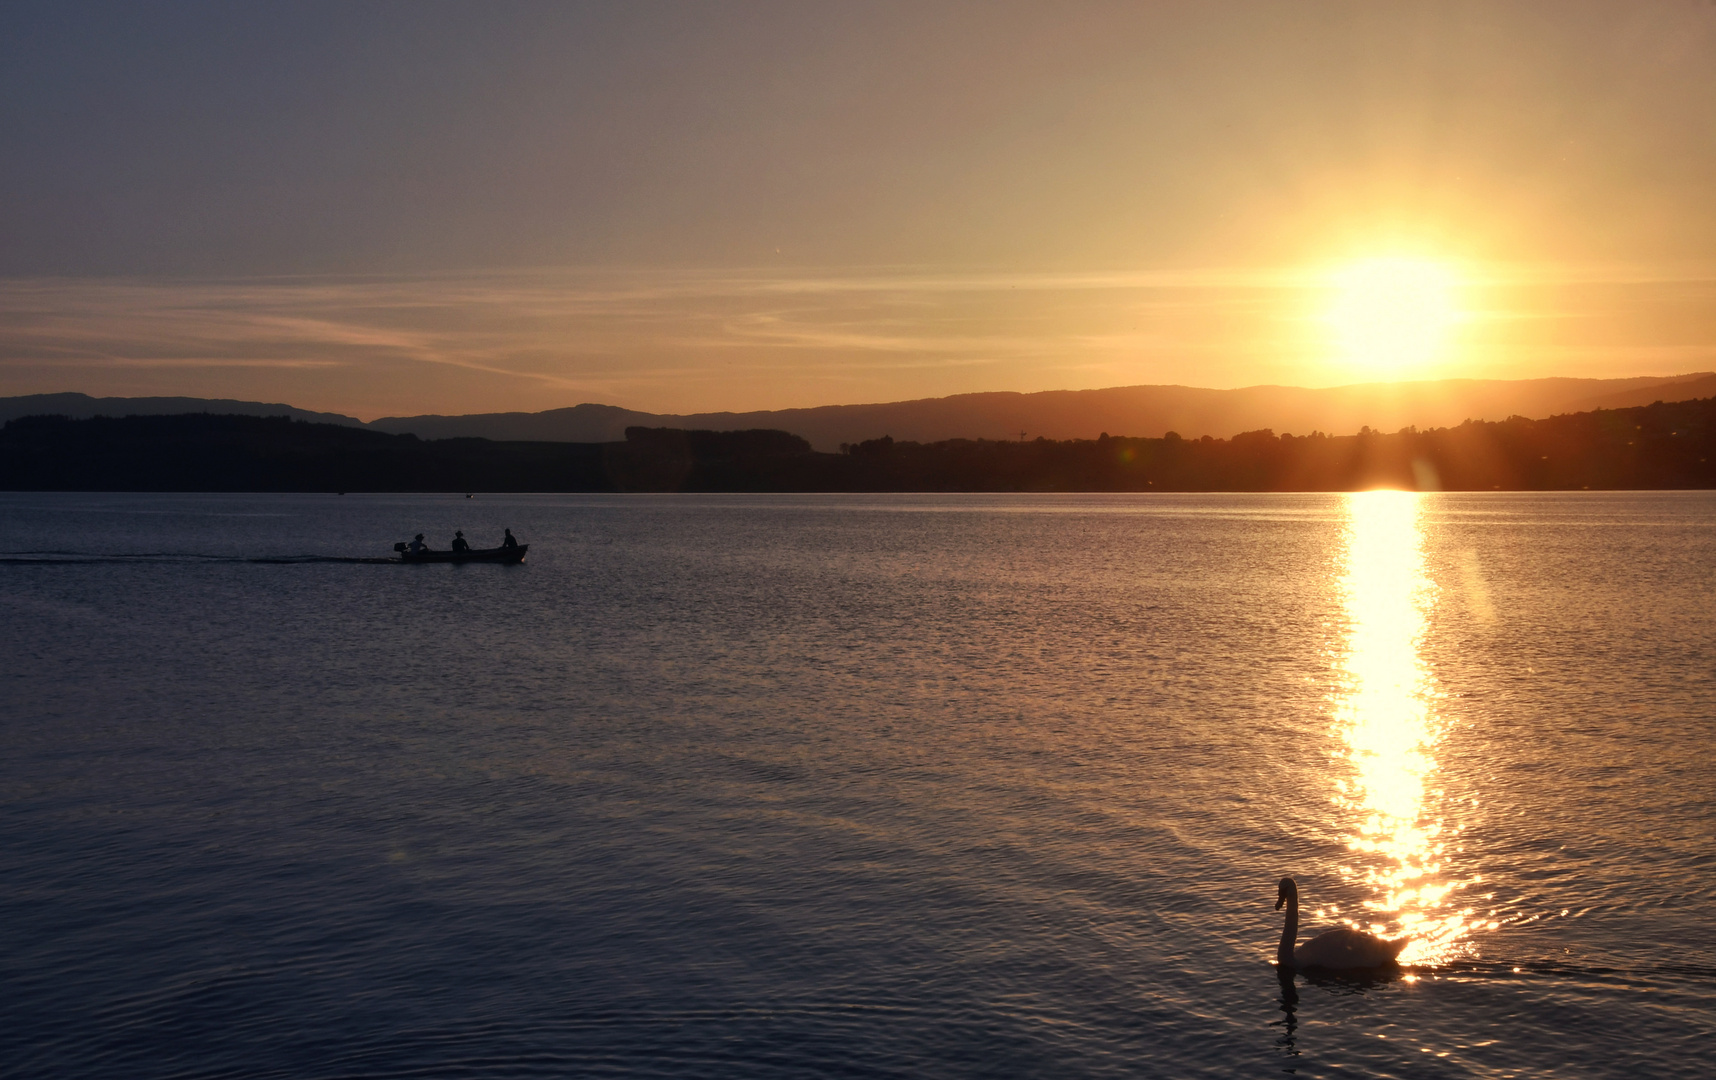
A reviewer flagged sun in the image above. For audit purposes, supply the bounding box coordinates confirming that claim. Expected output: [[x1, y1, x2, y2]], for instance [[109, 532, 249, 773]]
[[1325, 257, 1462, 377]]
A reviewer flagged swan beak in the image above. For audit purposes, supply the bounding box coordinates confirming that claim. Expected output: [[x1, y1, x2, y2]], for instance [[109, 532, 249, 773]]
[[1275, 896, 1284, 910]]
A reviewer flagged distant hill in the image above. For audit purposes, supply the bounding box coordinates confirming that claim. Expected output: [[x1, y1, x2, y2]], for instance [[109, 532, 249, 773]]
[[365, 373, 1716, 449], [0, 392, 364, 429], [365, 402, 661, 443], [7, 373, 1714, 451], [1563, 373, 1716, 412]]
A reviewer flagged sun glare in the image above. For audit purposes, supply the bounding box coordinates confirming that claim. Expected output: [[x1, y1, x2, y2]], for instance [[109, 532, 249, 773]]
[[1326, 257, 1462, 377], [1331, 491, 1473, 965]]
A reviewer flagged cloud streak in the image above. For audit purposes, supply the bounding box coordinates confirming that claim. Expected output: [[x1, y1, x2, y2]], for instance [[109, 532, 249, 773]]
[[2, 265, 1713, 418]]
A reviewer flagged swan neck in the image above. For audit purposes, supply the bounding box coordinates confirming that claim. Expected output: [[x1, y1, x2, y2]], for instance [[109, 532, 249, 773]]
[[1278, 894, 1299, 967]]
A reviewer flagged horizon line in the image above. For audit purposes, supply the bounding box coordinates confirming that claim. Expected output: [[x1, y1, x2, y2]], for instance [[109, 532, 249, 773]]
[[5, 369, 1713, 426]]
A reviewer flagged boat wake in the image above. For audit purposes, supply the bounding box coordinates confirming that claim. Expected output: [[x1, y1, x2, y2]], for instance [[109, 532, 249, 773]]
[[0, 551, 399, 565]]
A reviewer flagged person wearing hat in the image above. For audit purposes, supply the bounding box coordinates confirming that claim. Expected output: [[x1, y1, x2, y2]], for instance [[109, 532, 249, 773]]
[[451, 530, 470, 553], [408, 533, 428, 554]]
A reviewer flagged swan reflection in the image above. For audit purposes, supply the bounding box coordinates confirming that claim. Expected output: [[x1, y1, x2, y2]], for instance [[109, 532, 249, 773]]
[[1331, 491, 1469, 965], [1272, 965, 1299, 1059]]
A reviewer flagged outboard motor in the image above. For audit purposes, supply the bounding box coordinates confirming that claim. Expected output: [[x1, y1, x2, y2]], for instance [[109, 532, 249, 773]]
[[393, 542, 408, 553]]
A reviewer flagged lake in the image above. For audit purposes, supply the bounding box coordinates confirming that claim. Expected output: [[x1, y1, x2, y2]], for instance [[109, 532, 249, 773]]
[[3, 491, 1713, 1078]]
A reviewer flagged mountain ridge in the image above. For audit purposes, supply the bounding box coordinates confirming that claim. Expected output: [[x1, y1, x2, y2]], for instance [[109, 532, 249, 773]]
[[6, 373, 1714, 451], [357, 372, 1716, 448], [0, 392, 366, 429]]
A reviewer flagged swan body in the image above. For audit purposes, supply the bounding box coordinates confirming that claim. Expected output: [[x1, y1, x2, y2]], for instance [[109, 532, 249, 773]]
[[1275, 877, 1408, 971]]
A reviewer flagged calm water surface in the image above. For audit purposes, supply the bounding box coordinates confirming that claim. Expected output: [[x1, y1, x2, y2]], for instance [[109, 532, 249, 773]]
[[2, 492, 1713, 1078]]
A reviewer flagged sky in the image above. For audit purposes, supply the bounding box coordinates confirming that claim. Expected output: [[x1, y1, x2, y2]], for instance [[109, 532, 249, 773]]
[[3, 0, 1715, 419]]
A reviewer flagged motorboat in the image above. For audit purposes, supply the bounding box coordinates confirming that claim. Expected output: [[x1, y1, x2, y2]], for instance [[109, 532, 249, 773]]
[[393, 542, 527, 564]]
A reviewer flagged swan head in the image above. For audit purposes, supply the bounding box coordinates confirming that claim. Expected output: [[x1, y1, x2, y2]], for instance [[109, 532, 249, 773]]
[[1275, 876, 1298, 910]]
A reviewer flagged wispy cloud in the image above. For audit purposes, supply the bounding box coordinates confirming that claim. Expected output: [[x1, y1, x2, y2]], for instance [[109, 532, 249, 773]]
[[2, 265, 1713, 416], [98, 358, 346, 369]]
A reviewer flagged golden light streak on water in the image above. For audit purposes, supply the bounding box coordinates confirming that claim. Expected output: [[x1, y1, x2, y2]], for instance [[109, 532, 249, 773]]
[[1331, 490, 1469, 965]]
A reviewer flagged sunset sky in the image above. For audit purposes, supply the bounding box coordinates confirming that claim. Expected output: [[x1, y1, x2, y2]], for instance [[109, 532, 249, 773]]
[[3, 1, 1715, 419]]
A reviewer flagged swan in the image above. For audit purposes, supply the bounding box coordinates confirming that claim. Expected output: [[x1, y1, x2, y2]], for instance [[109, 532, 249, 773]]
[[1275, 876, 1408, 971]]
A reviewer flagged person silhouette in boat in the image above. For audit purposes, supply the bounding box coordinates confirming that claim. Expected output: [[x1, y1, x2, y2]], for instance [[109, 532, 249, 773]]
[[451, 530, 470, 553], [500, 528, 519, 550], [408, 533, 428, 554]]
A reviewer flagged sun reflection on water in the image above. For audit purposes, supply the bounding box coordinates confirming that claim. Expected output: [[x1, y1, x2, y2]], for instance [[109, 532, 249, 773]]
[[1332, 491, 1469, 965]]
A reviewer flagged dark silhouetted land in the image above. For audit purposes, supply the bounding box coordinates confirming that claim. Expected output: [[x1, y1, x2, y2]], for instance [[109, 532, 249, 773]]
[[8, 373, 1715, 452], [0, 392, 367, 429], [351, 373, 1716, 448], [3, 396, 1712, 492]]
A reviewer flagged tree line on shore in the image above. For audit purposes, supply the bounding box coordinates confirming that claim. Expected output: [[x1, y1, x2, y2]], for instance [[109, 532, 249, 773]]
[[1, 396, 1711, 492]]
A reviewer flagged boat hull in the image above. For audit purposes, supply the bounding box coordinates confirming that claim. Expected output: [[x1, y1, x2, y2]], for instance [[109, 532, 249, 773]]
[[398, 544, 527, 564]]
